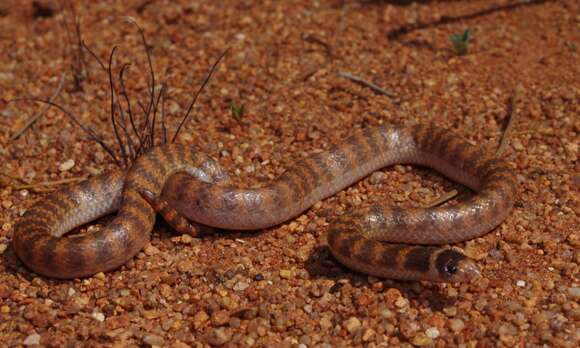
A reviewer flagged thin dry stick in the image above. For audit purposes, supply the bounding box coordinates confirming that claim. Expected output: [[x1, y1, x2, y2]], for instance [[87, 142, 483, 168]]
[[423, 189, 460, 208], [0, 171, 28, 186], [13, 176, 88, 193], [302, 33, 333, 58], [423, 89, 519, 208], [115, 63, 136, 161], [56, 0, 87, 90], [149, 83, 166, 149], [496, 87, 521, 156], [337, 71, 397, 98], [173, 48, 230, 142], [495, 129, 546, 136], [117, 62, 143, 157], [124, 17, 156, 147], [10, 97, 121, 167], [160, 83, 168, 144], [107, 46, 129, 168], [14, 176, 88, 189], [10, 73, 66, 141], [81, 41, 140, 165]]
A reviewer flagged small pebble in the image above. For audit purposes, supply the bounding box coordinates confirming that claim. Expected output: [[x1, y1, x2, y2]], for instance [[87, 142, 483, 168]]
[[144, 244, 160, 256], [425, 327, 440, 339], [233, 281, 250, 291], [516, 280, 526, 287], [192, 310, 209, 329], [207, 328, 231, 345], [279, 269, 293, 279], [395, 296, 409, 308], [568, 287, 580, 298], [343, 317, 361, 334], [177, 260, 194, 273], [211, 310, 230, 326], [229, 317, 241, 328], [143, 334, 164, 347], [412, 333, 433, 346], [381, 308, 394, 319], [362, 328, 375, 341], [449, 319, 465, 333], [23, 333, 41, 346], [92, 311, 105, 322], [319, 316, 333, 330], [512, 139, 525, 151], [369, 171, 387, 184], [58, 159, 75, 171], [180, 234, 194, 244]]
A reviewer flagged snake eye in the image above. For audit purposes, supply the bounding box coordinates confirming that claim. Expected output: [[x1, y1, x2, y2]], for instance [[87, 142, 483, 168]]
[[444, 260, 458, 275], [436, 249, 465, 278]]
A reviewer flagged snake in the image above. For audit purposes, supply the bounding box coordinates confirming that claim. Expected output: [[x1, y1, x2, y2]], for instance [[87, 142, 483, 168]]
[[12, 124, 517, 281]]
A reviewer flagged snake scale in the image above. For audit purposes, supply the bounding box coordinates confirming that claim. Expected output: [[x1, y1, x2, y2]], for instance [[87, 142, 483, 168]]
[[13, 124, 517, 281]]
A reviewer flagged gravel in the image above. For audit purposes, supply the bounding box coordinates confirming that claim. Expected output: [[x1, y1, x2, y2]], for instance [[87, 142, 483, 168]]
[[0, 0, 578, 346]]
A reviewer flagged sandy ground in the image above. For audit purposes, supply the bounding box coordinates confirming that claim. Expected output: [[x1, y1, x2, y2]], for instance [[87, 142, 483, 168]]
[[0, 0, 578, 347]]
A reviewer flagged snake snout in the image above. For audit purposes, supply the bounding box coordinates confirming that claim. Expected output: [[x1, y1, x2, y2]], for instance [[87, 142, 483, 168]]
[[435, 249, 481, 282], [452, 258, 481, 282]]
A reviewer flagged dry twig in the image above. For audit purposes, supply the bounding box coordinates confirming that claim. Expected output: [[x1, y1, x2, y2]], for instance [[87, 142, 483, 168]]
[[10, 72, 66, 141], [172, 48, 229, 142], [0, 170, 87, 193], [423, 189, 460, 208], [497, 86, 522, 155], [337, 71, 397, 98], [423, 87, 520, 208], [9, 18, 225, 180], [0, 171, 27, 188], [14, 176, 88, 191]]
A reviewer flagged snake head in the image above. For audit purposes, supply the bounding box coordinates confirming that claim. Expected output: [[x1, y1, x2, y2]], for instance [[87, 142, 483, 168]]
[[436, 249, 481, 282]]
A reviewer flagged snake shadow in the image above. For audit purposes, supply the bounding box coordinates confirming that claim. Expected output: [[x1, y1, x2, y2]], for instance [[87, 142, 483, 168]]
[[1, 242, 35, 281], [304, 245, 460, 311]]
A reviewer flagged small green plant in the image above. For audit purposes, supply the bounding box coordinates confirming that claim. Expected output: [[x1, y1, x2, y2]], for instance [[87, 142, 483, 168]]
[[450, 29, 471, 55], [230, 101, 245, 122]]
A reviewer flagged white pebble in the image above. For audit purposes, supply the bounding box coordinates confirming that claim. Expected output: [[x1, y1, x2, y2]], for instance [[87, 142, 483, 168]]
[[233, 281, 249, 291], [59, 159, 75, 171], [516, 280, 526, 287], [92, 311, 105, 322], [23, 333, 41, 346], [425, 327, 440, 338]]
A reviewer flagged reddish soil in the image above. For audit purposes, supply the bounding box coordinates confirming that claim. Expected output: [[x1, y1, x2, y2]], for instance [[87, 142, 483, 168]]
[[0, 0, 578, 347]]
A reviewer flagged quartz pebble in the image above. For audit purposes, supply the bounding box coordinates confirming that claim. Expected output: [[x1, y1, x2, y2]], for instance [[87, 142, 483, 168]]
[[143, 334, 164, 347], [58, 159, 75, 171], [343, 317, 361, 334], [23, 333, 40, 346]]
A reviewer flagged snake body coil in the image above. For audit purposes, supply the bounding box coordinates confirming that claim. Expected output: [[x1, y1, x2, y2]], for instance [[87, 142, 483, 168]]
[[13, 124, 516, 281]]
